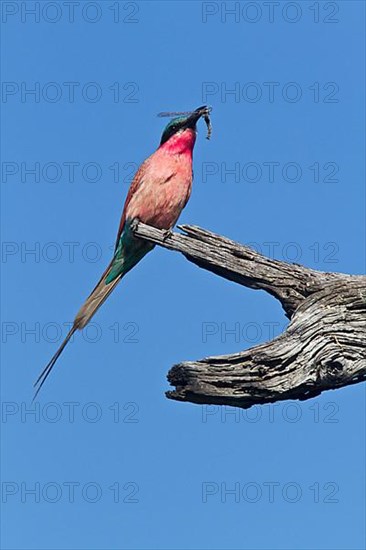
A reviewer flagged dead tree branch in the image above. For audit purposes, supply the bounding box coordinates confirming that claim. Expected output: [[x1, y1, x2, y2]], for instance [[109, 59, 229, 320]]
[[132, 222, 366, 409]]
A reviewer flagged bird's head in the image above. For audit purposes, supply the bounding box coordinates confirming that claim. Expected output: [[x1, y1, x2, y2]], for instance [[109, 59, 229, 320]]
[[159, 106, 212, 151]]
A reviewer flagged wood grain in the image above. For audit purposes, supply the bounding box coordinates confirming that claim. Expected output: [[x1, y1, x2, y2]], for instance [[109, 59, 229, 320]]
[[133, 221, 366, 409]]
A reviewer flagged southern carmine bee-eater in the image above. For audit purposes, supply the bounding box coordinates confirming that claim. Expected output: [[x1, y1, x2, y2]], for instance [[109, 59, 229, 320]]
[[33, 105, 212, 399]]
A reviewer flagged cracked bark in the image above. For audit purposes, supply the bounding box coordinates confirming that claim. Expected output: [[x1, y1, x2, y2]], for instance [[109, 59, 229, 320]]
[[132, 222, 366, 409]]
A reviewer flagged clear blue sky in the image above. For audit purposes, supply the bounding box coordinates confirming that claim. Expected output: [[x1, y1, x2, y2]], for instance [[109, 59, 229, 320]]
[[1, 1, 365, 549]]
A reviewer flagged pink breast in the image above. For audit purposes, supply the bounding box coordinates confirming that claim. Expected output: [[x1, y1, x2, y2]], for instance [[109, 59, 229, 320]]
[[126, 147, 193, 230]]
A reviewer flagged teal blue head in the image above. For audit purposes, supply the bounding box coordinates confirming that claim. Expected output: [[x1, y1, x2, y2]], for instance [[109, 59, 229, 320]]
[[159, 106, 212, 145]]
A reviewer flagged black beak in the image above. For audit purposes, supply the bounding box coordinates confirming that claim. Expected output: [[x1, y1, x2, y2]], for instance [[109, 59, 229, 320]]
[[185, 105, 211, 128]]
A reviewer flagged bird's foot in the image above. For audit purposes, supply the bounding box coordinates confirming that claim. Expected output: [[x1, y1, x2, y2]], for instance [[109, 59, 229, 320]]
[[162, 228, 173, 241], [130, 218, 140, 233]]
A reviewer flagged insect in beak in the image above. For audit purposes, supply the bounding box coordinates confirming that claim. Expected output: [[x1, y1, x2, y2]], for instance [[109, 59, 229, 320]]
[[157, 106, 213, 140]]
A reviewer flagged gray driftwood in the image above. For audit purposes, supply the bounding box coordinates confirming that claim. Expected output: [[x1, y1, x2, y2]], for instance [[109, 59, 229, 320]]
[[132, 221, 366, 409]]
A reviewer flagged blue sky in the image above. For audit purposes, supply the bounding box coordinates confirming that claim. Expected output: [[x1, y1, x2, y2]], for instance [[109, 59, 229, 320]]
[[1, 1, 365, 549]]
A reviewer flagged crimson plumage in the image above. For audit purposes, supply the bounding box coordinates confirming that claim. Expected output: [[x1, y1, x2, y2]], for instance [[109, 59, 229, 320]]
[[33, 106, 211, 399]]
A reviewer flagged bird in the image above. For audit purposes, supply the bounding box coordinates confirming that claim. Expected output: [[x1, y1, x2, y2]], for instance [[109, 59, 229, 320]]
[[33, 105, 212, 399]]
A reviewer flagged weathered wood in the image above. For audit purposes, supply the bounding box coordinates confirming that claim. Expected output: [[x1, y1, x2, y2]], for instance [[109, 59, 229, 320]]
[[132, 221, 366, 409]]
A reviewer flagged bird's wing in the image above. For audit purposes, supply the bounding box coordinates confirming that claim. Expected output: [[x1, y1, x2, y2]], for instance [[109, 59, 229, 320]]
[[114, 162, 146, 251]]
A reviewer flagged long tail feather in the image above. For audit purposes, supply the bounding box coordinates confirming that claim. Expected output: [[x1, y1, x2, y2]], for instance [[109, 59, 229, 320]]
[[33, 261, 123, 400], [33, 326, 77, 402], [74, 264, 122, 329]]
